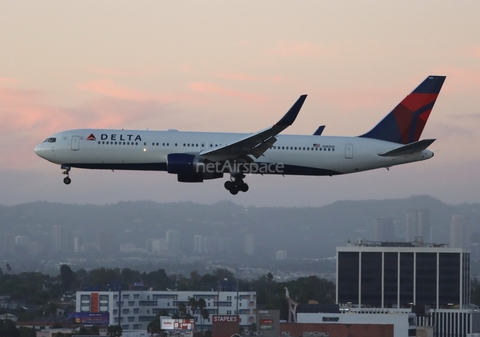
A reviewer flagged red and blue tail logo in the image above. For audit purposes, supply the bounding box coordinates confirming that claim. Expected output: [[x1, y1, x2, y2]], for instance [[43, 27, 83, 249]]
[[361, 76, 446, 144]]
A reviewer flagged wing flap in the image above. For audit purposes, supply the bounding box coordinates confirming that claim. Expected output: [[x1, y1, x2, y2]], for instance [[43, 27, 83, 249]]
[[378, 139, 435, 157]]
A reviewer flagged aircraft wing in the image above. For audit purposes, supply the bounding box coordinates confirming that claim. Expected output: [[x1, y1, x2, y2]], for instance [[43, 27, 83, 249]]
[[199, 95, 307, 160], [378, 139, 435, 157]]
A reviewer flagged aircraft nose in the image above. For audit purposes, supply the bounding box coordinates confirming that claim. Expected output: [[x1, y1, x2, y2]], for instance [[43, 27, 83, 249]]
[[34, 143, 45, 158]]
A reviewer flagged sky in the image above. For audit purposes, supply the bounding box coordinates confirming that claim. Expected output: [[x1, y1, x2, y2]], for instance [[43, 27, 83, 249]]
[[0, 1, 479, 207]]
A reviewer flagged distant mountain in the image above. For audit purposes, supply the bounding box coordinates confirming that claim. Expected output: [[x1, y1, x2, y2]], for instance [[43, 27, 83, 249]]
[[0, 196, 478, 263]]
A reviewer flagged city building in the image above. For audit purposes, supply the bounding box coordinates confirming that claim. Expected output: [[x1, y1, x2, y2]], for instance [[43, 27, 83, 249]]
[[75, 290, 256, 331], [405, 209, 430, 242], [245, 235, 254, 256], [336, 240, 480, 337], [51, 225, 65, 254], [276, 250, 287, 260], [166, 230, 180, 252], [194, 235, 204, 254], [450, 214, 470, 248], [373, 218, 395, 242]]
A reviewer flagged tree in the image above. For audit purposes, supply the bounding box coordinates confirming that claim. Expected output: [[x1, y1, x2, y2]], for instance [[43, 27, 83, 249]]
[[18, 327, 36, 337], [60, 264, 75, 292], [0, 319, 19, 337], [172, 303, 192, 319], [197, 298, 208, 332], [107, 325, 122, 337]]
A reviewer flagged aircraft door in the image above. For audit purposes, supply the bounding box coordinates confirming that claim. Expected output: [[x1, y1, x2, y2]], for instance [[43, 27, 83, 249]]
[[71, 136, 80, 151], [345, 143, 353, 159]]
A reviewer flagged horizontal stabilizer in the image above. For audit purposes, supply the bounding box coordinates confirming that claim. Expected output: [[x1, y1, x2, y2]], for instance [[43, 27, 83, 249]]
[[378, 139, 435, 157]]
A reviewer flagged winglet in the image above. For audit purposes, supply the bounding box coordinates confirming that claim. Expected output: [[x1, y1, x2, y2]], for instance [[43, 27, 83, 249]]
[[275, 95, 307, 126], [313, 125, 325, 136]]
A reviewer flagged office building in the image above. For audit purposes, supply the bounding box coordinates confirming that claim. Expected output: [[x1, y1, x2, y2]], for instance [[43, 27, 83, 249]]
[[276, 250, 287, 260], [75, 290, 256, 331], [450, 214, 470, 249], [203, 236, 217, 254], [245, 235, 254, 256], [406, 209, 430, 242], [166, 230, 180, 252], [336, 240, 480, 337], [193, 235, 204, 254], [52, 225, 66, 254]]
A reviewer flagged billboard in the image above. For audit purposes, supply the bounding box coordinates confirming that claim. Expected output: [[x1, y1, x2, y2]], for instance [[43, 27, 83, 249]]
[[161, 318, 195, 331], [212, 315, 240, 337], [74, 312, 110, 326]]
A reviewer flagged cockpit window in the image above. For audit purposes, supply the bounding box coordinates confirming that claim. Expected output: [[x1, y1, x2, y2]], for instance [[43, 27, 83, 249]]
[[43, 137, 56, 143]]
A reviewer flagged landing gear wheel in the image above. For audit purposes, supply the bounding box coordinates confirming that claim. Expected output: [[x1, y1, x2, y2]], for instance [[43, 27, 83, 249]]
[[224, 181, 234, 190], [63, 177, 71, 185], [229, 186, 239, 195], [239, 183, 249, 192]]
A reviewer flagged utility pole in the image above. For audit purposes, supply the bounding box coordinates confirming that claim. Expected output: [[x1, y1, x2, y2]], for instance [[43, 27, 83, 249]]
[[236, 279, 239, 315]]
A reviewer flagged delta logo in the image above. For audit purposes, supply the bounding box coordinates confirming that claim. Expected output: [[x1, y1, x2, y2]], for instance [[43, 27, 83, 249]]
[[87, 134, 96, 141]]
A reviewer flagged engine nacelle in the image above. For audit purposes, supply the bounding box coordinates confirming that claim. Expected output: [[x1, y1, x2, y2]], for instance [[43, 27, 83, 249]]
[[167, 153, 224, 182], [167, 153, 201, 174]]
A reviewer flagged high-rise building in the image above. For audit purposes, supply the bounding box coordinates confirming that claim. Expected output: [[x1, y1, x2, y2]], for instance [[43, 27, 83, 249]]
[[336, 241, 479, 337], [450, 214, 470, 248], [166, 230, 180, 252], [74, 236, 84, 253], [52, 225, 65, 254], [276, 250, 287, 260], [405, 209, 430, 242], [0, 233, 15, 257], [245, 234, 255, 256], [373, 218, 395, 241], [203, 236, 217, 254], [193, 235, 204, 254]]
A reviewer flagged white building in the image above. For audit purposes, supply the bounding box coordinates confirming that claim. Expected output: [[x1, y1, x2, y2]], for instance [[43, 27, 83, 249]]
[[298, 310, 416, 337], [75, 290, 256, 331]]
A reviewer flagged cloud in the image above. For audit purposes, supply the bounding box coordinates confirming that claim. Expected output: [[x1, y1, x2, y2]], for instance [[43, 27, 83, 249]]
[[77, 79, 159, 101], [0, 85, 174, 168]]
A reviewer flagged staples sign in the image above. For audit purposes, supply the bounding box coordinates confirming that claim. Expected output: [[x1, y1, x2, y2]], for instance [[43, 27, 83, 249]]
[[213, 315, 239, 323]]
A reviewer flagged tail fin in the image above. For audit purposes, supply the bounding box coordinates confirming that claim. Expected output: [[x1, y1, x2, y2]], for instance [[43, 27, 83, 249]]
[[360, 75, 446, 144]]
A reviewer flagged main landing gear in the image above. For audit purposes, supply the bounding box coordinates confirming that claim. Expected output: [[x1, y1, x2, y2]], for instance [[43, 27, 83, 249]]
[[224, 173, 249, 195], [61, 165, 71, 185]]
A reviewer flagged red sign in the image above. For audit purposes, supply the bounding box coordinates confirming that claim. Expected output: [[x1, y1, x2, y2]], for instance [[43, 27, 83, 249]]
[[260, 319, 274, 325]]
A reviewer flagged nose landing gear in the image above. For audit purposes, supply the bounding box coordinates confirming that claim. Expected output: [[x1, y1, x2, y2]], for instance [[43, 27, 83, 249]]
[[224, 173, 249, 195], [61, 165, 71, 185]]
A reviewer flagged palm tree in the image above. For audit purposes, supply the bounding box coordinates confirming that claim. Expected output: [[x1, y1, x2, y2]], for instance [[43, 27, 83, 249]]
[[107, 324, 122, 337], [197, 298, 208, 332]]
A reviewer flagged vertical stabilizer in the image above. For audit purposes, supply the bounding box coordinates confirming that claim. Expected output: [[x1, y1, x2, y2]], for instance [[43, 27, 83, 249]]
[[360, 76, 446, 144]]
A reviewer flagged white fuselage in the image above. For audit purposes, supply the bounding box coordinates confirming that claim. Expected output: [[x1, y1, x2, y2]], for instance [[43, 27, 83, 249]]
[[34, 128, 434, 176]]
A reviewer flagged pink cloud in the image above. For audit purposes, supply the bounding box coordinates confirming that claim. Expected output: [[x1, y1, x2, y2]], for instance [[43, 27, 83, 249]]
[[0, 85, 178, 168], [0, 77, 19, 85], [188, 82, 266, 102], [78, 79, 159, 101]]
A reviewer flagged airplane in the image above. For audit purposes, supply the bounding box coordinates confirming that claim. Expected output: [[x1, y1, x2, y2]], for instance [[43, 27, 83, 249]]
[[35, 75, 446, 195]]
